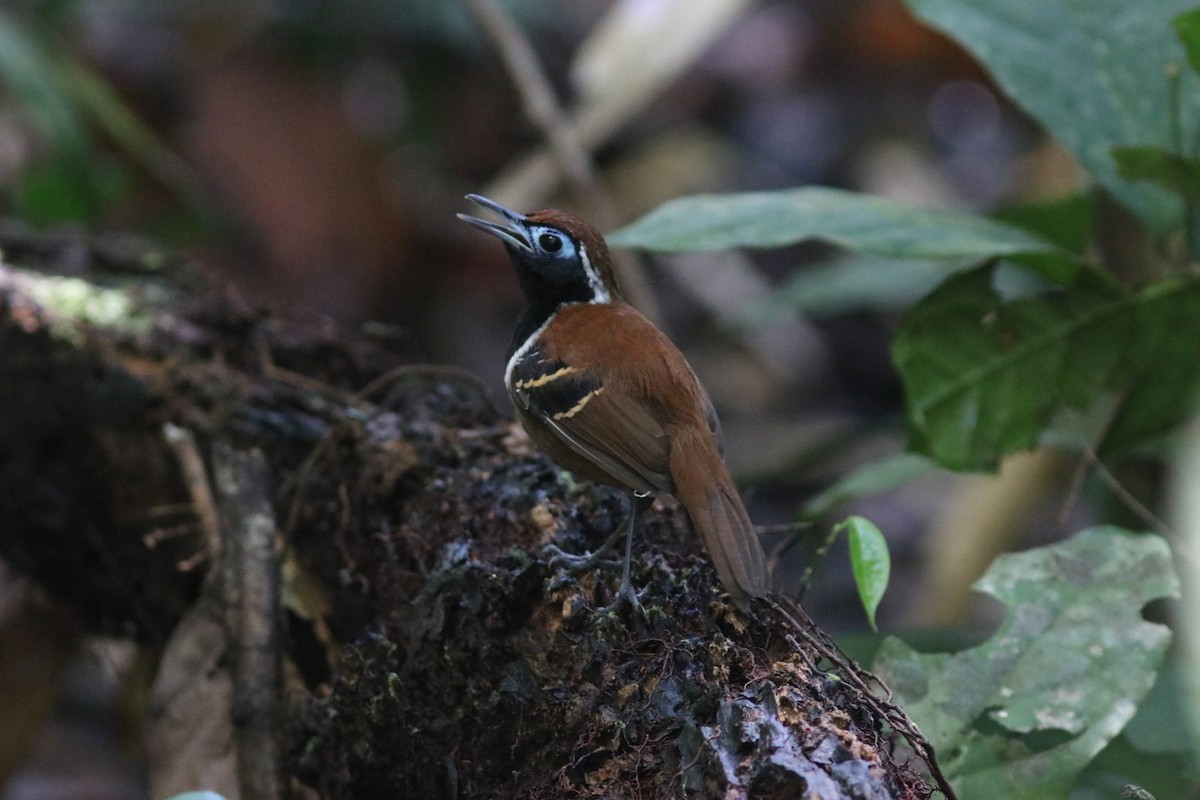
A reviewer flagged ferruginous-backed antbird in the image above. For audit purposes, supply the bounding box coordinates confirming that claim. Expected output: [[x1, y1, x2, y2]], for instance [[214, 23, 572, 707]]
[[458, 195, 769, 610]]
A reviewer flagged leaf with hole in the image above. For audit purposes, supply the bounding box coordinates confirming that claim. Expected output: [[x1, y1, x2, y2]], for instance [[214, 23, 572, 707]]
[[874, 527, 1178, 799]]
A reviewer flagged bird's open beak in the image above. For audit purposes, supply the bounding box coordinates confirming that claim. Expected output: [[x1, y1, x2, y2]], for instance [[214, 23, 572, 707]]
[[457, 194, 533, 252]]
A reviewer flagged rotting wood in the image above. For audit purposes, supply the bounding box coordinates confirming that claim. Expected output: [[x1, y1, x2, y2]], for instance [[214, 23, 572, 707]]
[[0, 229, 935, 800]]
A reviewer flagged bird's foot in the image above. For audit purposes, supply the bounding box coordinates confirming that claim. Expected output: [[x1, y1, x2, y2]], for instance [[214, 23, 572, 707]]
[[543, 542, 621, 573], [595, 577, 645, 617]]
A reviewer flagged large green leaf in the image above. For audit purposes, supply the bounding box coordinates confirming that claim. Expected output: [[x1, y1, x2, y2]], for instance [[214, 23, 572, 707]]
[[740, 254, 970, 322], [893, 265, 1127, 470], [874, 527, 1178, 800], [608, 187, 1078, 282], [733, 193, 1095, 324], [893, 266, 1200, 470], [901, 0, 1200, 234], [1072, 656, 1199, 798]]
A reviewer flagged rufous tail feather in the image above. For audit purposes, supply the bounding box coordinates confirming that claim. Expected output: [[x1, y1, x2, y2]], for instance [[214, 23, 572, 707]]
[[670, 429, 769, 605]]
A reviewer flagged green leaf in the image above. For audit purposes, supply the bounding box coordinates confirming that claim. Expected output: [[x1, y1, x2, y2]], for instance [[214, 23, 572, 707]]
[[608, 187, 1077, 282], [874, 527, 1179, 799], [1075, 734, 1195, 800], [893, 266, 1200, 470], [1173, 7, 1200, 76], [13, 154, 132, 224], [800, 453, 937, 520], [902, 0, 1200, 234], [1118, 656, 1197, 758], [1101, 275, 1200, 455], [991, 193, 1094, 254], [836, 516, 891, 631], [893, 265, 1130, 470], [1075, 657, 1200, 798], [741, 254, 971, 323], [1113, 145, 1200, 203]]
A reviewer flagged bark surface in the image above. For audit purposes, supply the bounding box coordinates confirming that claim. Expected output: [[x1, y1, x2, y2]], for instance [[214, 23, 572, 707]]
[[0, 228, 929, 800]]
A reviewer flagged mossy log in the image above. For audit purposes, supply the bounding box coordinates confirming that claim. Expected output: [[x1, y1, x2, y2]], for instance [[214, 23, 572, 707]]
[[0, 227, 931, 800]]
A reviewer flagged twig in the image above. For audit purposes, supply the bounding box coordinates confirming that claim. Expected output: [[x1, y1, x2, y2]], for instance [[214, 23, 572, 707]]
[[1083, 445, 1176, 538], [213, 445, 282, 800], [465, 0, 595, 192], [1056, 450, 1091, 527], [283, 433, 337, 538], [1057, 391, 1127, 526], [767, 596, 959, 800], [254, 331, 356, 405], [796, 522, 844, 597], [1054, 389, 1176, 539], [463, 0, 657, 318], [753, 521, 812, 537], [351, 362, 491, 405], [142, 523, 196, 548], [163, 422, 222, 564]]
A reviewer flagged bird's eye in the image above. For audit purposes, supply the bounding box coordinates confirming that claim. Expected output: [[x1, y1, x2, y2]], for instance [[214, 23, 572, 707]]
[[538, 232, 563, 253]]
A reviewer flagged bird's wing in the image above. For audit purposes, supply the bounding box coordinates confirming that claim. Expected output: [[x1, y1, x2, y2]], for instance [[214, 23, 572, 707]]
[[509, 350, 673, 494]]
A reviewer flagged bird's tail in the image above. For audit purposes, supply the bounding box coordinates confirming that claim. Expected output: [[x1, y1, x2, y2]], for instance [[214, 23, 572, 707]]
[[670, 428, 769, 605]]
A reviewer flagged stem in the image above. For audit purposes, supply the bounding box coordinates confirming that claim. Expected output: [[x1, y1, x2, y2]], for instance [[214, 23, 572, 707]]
[[1168, 63, 1200, 263], [462, 0, 659, 319]]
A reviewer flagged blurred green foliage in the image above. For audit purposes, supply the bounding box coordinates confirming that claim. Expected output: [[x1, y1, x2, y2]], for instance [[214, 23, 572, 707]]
[[613, 1, 1200, 796]]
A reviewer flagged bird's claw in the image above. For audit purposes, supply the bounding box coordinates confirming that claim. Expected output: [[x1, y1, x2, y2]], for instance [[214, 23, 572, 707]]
[[543, 543, 621, 573], [596, 578, 646, 617]]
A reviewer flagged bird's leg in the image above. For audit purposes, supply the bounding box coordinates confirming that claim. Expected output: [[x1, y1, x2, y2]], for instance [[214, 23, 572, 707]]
[[545, 492, 654, 610], [544, 491, 650, 571], [603, 495, 643, 612], [596, 492, 653, 615]]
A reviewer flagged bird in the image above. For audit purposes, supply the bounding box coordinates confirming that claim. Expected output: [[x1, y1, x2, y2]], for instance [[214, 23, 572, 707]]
[[458, 194, 769, 610]]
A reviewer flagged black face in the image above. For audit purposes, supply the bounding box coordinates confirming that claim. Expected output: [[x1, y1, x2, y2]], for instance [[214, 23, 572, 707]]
[[459, 193, 613, 358], [458, 194, 606, 303], [515, 223, 586, 285]]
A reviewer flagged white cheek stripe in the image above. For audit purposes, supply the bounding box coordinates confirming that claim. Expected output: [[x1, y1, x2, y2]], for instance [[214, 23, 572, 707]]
[[505, 314, 554, 388], [579, 244, 610, 304]]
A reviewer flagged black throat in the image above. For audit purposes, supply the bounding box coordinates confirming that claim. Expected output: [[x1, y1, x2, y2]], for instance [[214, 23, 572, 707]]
[[505, 254, 597, 360]]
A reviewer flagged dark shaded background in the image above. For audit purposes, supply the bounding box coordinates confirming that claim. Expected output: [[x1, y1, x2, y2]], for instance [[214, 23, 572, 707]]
[[0, 1, 1089, 797]]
